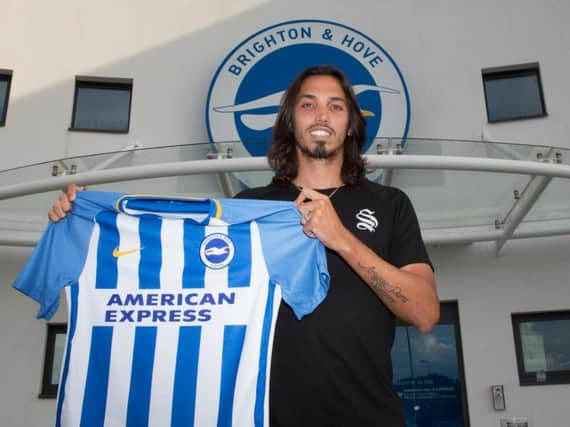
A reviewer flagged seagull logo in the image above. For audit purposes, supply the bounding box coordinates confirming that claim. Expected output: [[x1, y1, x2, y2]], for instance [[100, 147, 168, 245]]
[[213, 84, 400, 132], [204, 246, 230, 256], [206, 19, 410, 187], [200, 234, 235, 269]]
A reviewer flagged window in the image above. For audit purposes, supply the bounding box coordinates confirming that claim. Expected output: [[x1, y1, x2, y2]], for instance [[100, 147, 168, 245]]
[[482, 63, 547, 122], [0, 69, 12, 126], [512, 310, 570, 386], [70, 76, 133, 133], [39, 323, 67, 398], [392, 301, 470, 426]]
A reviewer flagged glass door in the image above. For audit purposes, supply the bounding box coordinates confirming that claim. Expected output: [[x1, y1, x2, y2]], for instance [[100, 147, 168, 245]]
[[391, 301, 470, 427]]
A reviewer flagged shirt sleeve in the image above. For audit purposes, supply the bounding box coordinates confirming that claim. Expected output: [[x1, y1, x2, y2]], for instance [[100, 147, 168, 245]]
[[388, 191, 433, 270], [256, 211, 330, 320], [12, 191, 123, 319]]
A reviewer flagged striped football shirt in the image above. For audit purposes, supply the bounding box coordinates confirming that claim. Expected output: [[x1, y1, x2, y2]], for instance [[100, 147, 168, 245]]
[[14, 192, 329, 427]]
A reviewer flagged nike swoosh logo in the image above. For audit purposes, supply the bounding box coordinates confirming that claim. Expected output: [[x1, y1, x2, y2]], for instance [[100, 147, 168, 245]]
[[112, 247, 143, 258]]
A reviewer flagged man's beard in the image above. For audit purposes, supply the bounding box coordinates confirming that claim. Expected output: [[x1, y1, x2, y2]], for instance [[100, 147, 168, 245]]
[[297, 140, 340, 160]]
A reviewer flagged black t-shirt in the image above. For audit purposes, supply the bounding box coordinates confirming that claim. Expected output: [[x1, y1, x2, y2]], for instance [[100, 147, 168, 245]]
[[236, 179, 432, 427]]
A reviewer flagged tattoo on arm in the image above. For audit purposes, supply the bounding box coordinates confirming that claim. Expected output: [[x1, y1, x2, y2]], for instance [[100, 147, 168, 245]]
[[358, 262, 409, 304]]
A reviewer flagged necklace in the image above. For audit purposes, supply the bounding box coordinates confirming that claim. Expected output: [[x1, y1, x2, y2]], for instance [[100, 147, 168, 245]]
[[293, 182, 344, 199]]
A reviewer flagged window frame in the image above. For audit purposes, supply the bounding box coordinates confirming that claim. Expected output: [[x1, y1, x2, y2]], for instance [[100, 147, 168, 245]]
[[511, 310, 570, 386], [0, 69, 13, 127], [482, 62, 547, 123], [69, 75, 133, 133], [39, 323, 68, 399]]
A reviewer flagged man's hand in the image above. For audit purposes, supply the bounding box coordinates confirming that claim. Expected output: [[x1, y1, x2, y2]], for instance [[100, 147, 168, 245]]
[[48, 184, 84, 222], [294, 187, 352, 252]]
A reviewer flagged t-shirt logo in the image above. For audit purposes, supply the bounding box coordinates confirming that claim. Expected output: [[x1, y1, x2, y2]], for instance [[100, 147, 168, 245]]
[[200, 233, 235, 269], [112, 246, 144, 258], [355, 209, 379, 232]]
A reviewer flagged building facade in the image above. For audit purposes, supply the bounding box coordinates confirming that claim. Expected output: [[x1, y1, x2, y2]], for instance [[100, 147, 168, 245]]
[[1, 1, 569, 426]]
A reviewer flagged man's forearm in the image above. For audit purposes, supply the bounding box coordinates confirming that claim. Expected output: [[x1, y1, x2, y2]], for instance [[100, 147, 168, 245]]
[[336, 232, 440, 333], [357, 262, 409, 304]]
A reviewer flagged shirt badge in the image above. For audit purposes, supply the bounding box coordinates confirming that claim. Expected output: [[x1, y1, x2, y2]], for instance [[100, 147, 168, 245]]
[[355, 209, 379, 232]]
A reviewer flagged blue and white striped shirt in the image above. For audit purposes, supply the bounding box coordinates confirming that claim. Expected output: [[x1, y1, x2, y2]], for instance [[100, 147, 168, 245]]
[[14, 192, 329, 427]]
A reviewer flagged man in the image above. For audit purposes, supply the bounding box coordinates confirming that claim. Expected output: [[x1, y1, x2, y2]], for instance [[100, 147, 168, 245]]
[[49, 65, 439, 426], [234, 65, 439, 426]]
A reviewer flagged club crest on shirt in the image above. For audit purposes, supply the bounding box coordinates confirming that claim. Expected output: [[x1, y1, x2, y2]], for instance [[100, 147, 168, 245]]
[[206, 19, 410, 187], [355, 209, 379, 232], [200, 233, 235, 269]]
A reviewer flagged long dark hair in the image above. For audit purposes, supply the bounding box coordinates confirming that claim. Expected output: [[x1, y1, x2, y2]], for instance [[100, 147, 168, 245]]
[[268, 65, 367, 186]]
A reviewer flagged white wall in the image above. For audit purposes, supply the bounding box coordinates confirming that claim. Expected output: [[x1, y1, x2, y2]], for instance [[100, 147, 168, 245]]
[[1, 0, 569, 425], [0, 246, 64, 427], [1, 0, 569, 170], [431, 236, 570, 426]]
